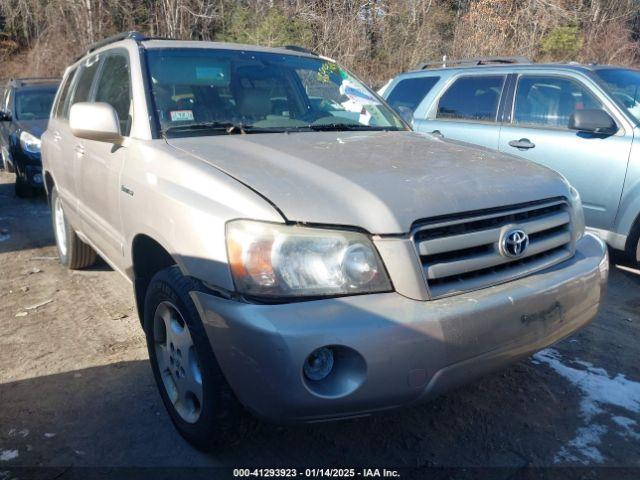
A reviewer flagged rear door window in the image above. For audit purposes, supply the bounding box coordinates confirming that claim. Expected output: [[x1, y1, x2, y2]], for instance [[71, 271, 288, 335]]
[[513, 75, 602, 128], [386, 76, 439, 114], [54, 68, 78, 119], [436, 75, 506, 122], [69, 55, 101, 111]]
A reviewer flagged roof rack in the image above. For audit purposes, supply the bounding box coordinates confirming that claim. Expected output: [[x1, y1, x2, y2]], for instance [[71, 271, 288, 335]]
[[282, 45, 318, 56], [417, 55, 531, 70], [82, 33, 320, 62], [86, 31, 147, 55], [9, 77, 60, 87]]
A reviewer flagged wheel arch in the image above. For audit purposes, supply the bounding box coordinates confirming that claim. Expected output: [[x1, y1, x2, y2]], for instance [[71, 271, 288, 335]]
[[131, 233, 180, 327], [624, 211, 640, 261], [615, 178, 640, 257], [44, 170, 55, 203]]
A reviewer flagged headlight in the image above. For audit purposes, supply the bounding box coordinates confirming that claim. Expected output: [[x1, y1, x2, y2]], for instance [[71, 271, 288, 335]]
[[226, 220, 392, 298], [567, 184, 585, 241], [19, 131, 41, 154]]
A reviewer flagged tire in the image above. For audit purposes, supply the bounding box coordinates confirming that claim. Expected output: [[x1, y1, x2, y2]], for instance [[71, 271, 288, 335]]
[[144, 266, 252, 450], [625, 220, 640, 268], [15, 173, 34, 198], [50, 186, 97, 269]]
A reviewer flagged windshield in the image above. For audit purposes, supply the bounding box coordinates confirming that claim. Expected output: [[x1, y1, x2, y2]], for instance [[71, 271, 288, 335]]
[[146, 48, 406, 136], [595, 68, 640, 124], [15, 88, 57, 121]]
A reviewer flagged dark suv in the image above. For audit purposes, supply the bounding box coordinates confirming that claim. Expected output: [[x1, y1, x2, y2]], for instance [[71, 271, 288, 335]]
[[0, 78, 60, 196]]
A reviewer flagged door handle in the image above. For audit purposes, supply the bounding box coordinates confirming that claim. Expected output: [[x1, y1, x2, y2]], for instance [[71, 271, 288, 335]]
[[430, 130, 444, 138], [508, 138, 535, 150]]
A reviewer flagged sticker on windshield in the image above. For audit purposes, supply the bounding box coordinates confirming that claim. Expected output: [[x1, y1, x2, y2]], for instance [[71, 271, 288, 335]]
[[341, 80, 380, 105], [170, 110, 194, 122]]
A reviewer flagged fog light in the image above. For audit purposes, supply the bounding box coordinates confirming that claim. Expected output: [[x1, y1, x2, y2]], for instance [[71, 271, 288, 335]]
[[33, 173, 43, 184], [303, 347, 334, 381]]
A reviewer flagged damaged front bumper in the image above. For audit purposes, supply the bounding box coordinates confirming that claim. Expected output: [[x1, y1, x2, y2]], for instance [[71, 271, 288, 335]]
[[192, 233, 608, 423]]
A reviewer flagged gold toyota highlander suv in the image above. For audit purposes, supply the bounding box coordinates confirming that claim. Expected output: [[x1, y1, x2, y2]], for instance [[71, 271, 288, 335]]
[[41, 32, 609, 449]]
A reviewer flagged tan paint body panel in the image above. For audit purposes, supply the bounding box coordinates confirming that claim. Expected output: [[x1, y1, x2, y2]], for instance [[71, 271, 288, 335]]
[[40, 38, 609, 423]]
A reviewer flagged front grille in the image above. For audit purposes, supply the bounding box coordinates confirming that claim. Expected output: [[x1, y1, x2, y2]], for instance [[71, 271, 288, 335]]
[[412, 198, 574, 298]]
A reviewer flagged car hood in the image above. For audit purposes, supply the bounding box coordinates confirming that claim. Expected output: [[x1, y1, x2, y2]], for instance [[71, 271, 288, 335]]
[[14, 119, 48, 138], [167, 131, 569, 234]]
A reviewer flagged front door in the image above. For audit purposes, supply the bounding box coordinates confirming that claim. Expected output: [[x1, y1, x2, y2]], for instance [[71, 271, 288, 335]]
[[78, 50, 132, 265], [498, 74, 632, 230]]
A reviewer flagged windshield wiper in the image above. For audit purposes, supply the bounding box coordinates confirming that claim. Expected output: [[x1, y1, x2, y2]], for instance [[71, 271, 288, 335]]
[[163, 122, 284, 136], [305, 123, 397, 132]]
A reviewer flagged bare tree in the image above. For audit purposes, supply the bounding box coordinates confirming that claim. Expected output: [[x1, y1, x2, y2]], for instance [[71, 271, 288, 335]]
[[0, 0, 637, 82]]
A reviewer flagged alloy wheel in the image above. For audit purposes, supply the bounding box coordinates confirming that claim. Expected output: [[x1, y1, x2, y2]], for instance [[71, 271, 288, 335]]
[[54, 196, 68, 257], [153, 301, 203, 423]]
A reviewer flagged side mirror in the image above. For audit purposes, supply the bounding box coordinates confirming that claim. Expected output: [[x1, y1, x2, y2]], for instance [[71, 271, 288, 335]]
[[569, 109, 617, 135], [70, 102, 122, 143], [0, 111, 11, 122]]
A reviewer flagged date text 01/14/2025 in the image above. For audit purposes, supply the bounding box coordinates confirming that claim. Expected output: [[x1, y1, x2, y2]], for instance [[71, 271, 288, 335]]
[[232, 468, 401, 478]]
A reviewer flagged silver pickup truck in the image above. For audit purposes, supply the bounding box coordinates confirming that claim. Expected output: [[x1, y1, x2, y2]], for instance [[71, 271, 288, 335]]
[[42, 32, 608, 449]]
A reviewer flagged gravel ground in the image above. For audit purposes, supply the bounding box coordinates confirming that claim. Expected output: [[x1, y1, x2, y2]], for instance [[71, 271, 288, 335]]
[[0, 170, 639, 476]]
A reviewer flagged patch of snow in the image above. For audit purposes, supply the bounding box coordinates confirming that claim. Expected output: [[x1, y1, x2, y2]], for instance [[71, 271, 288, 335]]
[[43, 432, 56, 439], [612, 416, 640, 440], [555, 425, 606, 464], [533, 348, 640, 420], [533, 348, 640, 465], [0, 450, 18, 462]]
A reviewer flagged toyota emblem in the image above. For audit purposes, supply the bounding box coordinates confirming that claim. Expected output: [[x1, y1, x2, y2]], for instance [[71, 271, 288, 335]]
[[500, 229, 529, 258]]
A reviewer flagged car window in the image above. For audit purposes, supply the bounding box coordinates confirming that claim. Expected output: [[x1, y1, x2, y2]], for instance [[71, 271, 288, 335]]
[[69, 55, 100, 111], [146, 48, 406, 135], [54, 68, 77, 119], [513, 75, 602, 128], [94, 53, 132, 136], [15, 89, 57, 120], [595, 68, 640, 124], [436, 75, 505, 122], [386, 76, 440, 114]]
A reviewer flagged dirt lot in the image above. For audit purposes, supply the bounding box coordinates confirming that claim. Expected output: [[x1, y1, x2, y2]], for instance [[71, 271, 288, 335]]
[[0, 170, 639, 474]]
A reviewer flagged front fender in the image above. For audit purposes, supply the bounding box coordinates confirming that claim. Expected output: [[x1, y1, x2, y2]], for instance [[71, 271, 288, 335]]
[[120, 140, 285, 292]]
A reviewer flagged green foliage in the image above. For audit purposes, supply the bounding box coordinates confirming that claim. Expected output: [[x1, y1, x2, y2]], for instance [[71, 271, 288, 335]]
[[540, 26, 582, 58], [219, 5, 312, 47], [317, 62, 341, 83]]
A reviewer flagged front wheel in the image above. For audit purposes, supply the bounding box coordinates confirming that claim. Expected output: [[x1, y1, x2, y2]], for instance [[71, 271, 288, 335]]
[[633, 237, 640, 267], [144, 266, 252, 450], [50, 186, 97, 269], [625, 220, 640, 268]]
